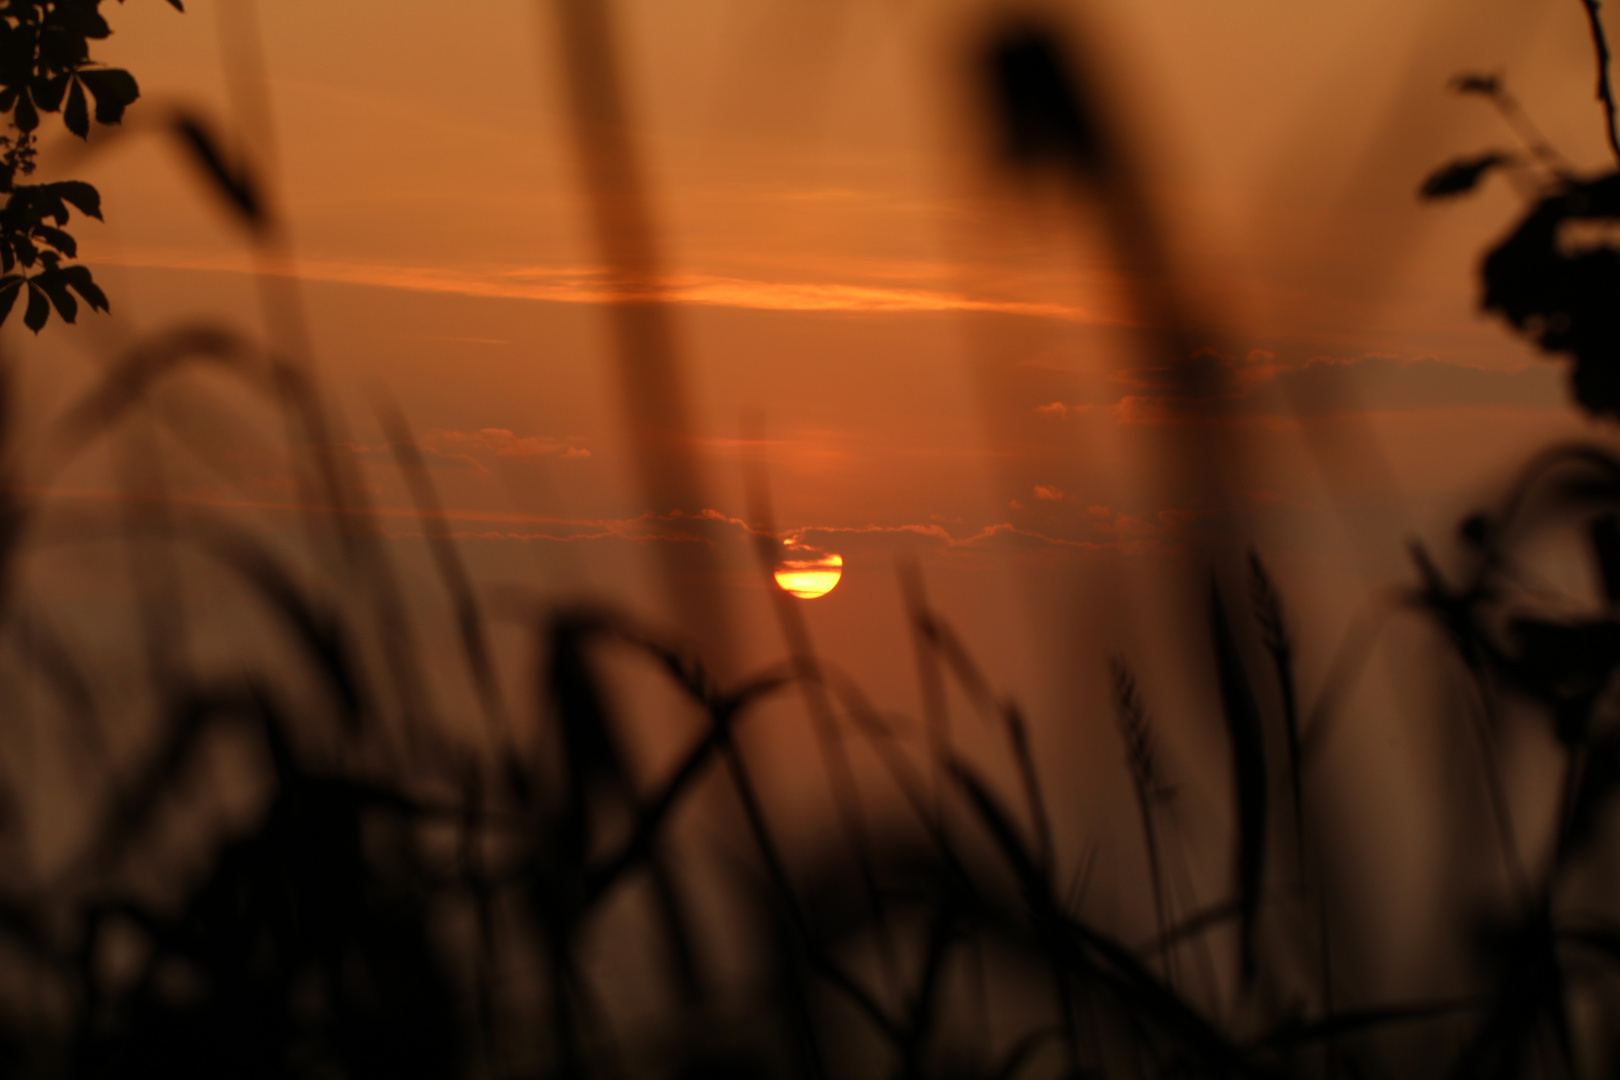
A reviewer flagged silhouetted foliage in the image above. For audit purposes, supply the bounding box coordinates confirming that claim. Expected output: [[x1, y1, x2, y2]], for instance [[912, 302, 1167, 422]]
[[1423, 53, 1620, 416], [984, 25, 1108, 180], [170, 110, 263, 229], [0, 0, 180, 333], [1483, 173, 1620, 416], [1418, 152, 1513, 198]]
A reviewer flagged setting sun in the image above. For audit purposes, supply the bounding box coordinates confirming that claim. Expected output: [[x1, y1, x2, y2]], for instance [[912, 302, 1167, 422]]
[[773, 549, 843, 599]]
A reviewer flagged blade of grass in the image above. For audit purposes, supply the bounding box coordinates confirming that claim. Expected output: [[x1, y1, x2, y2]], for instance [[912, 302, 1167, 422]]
[[1111, 658, 1174, 985], [946, 759, 1254, 1073], [744, 460, 898, 999], [380, 403, 510, 744], [1209, 580, 1267, 985]]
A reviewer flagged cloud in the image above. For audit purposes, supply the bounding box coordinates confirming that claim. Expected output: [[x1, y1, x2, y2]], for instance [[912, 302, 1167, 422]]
[[1009, 496, 1216, 543], [406, 508, 749, 548], [951, 523, 1104, 552], [97, 249, 1125, 324], [1106, 348, 1264, 424], [332, 440, 487, 473], [426, 428, 590, 461], [790, 522, 957, 553], [1111, 396, 1187, 425], [328, 429, 592, 479], [24, 479, 1184, 567], [1082, 506, 1158, 537], [1262, 354, 1562, 415], [1106, 347, 1562, 423], [1035, 402, 1094, 419]]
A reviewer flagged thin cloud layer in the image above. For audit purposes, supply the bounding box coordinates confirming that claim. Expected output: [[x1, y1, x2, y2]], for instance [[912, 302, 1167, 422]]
[[1101, 348, 1564, 424], [427, 428, 590, 460], [329, 430, 590, 479], [100, 249, 1122, 322]]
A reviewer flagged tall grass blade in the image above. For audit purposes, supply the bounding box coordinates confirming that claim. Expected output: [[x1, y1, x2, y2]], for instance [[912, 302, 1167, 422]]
[[196, 523, 368, 734], [1111, 658, 1173, 982], [169, 111, 265, 231], [1249, 553, 1304, 863], [546, 0, 729, 665], [899, 561, 951, 808], [380, 404, 509, 740], [1589, 513, 1620, 607], [745, 466, 897, 995], [1209, 580, 1267, 985]]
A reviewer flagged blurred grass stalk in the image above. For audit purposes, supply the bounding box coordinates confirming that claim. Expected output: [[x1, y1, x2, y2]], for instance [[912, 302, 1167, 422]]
[[548, 0, 734, 673]]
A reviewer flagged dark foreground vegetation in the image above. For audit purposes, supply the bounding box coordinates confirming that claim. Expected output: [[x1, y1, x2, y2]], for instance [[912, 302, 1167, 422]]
[[1, 1, 1620, 1078]]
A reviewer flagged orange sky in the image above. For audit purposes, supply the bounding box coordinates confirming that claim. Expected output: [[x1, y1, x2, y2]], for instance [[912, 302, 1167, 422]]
[[10, 0, 1619, 885]]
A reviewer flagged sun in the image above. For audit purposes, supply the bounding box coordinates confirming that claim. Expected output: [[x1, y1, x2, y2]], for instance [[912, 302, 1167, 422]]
[[773, 544, 843, 600]]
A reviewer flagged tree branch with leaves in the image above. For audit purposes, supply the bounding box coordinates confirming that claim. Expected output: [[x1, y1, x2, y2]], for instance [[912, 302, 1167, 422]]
[[0, 0, 181, 333]]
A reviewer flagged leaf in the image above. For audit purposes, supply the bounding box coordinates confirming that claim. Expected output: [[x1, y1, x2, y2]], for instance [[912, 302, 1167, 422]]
[[17, 187, 72, 226], [50, 3, 112, 39], [1451, 72, 1502, 96], [1511, 618, 1620, 707], [984, 24, 1110, 178], [59, 264, 107, 312], [12, 90, 37, 133], [1420, 153, 1511, 199], [33, 225, 75, 258], [173, 113, 264, 227], [78, 67, 139, 125], [22, 284, 49, 333], [1477, 174, 1620, 416], [47, 180, 101, 220], [30, 73, 68, 112], [36, 272, 77, 324], [63, 77, 87, 137], [0, 278, 23, 328]]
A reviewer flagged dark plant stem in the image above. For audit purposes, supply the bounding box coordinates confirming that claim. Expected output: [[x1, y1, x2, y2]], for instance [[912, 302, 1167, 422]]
[[746, 463, 902, 1001], [720, 729, 899, 1061], [1466, 677, 1537, 908], [1112, 660, 1174, 985], [1580, 0, 1620, 165], [900, 561, 952, 814]]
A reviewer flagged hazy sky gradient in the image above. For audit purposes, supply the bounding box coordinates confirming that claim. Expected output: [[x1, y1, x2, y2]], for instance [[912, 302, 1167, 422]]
[[10, 0, 1613, 802]]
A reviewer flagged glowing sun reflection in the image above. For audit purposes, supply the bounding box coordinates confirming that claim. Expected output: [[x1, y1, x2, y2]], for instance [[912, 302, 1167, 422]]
[[773, 546, 843, 599]]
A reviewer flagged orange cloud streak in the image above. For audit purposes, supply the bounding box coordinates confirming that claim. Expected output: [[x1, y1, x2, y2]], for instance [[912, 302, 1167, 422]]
[[97, 248, 1123, 322]]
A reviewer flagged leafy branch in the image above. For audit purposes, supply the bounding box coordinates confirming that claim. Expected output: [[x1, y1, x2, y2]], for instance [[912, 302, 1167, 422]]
[[1579, 0, 1620, 165], [0, 0, 182, 333], [1418, 2, 1620, 418]]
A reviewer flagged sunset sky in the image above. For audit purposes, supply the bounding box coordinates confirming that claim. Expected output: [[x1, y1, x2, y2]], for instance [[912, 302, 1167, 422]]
[[11, 0, 1617, 855]]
